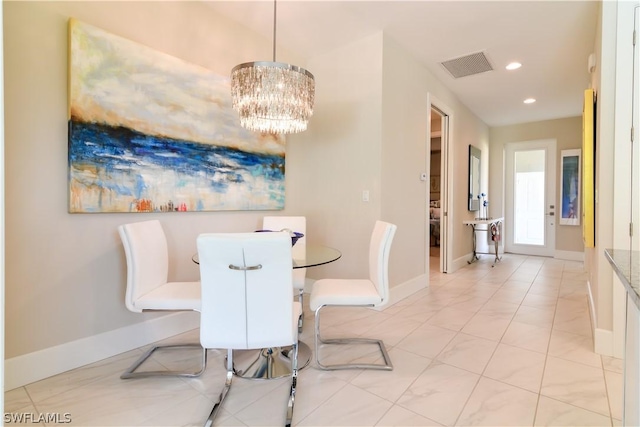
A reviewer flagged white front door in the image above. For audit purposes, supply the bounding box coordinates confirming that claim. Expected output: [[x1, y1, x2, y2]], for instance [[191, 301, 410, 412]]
[[505, 139, 557, 256]]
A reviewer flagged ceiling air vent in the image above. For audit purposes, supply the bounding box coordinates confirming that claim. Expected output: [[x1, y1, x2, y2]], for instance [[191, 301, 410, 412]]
[[440, 51, 494, 79]]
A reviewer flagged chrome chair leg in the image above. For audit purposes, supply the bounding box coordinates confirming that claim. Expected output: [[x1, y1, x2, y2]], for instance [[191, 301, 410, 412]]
[[286, 341, 299, 427], [298, 290, 304, 333], [120, 344, 207, 379], [314, 305, 393, 371], [204, 349, 234, 427]]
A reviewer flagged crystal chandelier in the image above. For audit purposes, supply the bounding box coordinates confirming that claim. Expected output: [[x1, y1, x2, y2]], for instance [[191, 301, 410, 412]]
[[230, 1, 315, 134]]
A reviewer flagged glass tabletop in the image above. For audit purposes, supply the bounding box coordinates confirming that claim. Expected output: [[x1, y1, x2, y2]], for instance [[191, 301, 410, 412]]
[[192, 244, 341, 268], [293, 245, 341, 268]]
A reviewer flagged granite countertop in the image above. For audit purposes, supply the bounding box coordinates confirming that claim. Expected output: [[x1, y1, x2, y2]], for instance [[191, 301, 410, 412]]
[[605, 249, 640, 309]]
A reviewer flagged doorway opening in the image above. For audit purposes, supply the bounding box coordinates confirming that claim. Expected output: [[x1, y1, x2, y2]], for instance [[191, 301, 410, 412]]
[[427, 95, 452, 274], [429, 109, 443, 265]]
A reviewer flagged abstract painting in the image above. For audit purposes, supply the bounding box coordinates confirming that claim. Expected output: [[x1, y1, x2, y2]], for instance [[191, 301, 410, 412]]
[[560, 149, 581, 226], [68, 19, 285, 213], [582, 89, 595, 245]]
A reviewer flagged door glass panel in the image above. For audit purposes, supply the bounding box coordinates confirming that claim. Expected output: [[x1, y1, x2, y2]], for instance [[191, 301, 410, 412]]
[[514, 149, 545, 246]]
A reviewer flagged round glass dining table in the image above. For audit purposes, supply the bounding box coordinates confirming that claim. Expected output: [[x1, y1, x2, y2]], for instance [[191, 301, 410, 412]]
[[193, 245, 341, 379], [191, 245, 341, 270]]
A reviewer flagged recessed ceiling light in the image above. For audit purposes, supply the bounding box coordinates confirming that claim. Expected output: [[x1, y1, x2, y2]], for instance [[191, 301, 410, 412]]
[[506, 62, 522, 70], [524, 98, 536, 104]]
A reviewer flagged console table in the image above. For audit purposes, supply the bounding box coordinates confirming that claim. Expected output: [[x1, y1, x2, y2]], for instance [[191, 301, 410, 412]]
[[463, 217, 504, 266]]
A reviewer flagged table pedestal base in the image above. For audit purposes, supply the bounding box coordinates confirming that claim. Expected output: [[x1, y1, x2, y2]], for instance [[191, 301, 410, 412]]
[[228, 341, 311, 380]]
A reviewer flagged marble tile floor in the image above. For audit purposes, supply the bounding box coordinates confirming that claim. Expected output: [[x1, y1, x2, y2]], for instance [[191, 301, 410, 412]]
[[5, 254, 623, 426]]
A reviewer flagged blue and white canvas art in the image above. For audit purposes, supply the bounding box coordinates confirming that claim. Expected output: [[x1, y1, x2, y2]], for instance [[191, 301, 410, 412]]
[[68, 19, 285, 213], [560, 149, 581, 226]]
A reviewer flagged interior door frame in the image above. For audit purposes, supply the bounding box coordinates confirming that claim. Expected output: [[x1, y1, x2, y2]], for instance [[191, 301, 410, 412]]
[[427, 93, 453, 273], [632, 5, 640, 252], [504, 139, 557, 257]]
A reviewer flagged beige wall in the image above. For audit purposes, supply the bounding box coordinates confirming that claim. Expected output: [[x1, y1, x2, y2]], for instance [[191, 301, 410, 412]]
[[285, 32, 385, 282], [3, 1, 307, 360], [4, 0, 490, 373], [381, 35, 490, 268], [489, 117, 586, 255], [289, 33, 490, 284]]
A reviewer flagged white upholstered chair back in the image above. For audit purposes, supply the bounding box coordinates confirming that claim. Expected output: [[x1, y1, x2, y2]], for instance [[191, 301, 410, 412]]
[[263, 216, 307, 332], [197, 231, 295, 350], [309, 220, 397, 371], [368, 220, 397, 306], [118, 219, 169, 313], [262, 216, 306, 287], [117, 219, 204, 379]]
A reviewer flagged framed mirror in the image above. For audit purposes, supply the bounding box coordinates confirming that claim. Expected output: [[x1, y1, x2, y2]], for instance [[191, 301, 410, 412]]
[[468, 145, 481, 211]]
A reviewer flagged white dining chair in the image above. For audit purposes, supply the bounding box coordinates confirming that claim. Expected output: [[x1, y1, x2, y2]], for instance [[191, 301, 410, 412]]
[[197, 231, 301, 427], [309, 220, 397, 370], [118, 219, 205, 379], [263, 216, 307, 332]]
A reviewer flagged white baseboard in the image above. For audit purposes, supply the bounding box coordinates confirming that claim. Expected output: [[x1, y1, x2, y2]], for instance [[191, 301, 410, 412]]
[[388, 274, 428, 306], [587, 277, 597, 331], [554, 250, 584, 262], [594, 327, 615, 357], [612, 273, 627, 359], [449, 254, 471, 273], [587, 276, 616, 357], [4, 311, 200, 391]]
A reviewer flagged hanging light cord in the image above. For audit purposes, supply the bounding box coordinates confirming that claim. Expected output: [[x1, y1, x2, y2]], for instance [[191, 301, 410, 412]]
[[272, 0, 277, 62]]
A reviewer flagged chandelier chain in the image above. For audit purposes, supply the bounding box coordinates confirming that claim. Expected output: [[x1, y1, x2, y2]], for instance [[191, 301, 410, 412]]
[[272, 0, 277, 62]]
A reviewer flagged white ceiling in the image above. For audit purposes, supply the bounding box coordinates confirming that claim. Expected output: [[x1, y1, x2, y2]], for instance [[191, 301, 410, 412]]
[[205, 0, 599, 127]]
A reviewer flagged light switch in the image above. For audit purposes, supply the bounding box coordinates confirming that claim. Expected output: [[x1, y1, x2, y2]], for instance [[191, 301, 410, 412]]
[[362, 190, 370, 202]]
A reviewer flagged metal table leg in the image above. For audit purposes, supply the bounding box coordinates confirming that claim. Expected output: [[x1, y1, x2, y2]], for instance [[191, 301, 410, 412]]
[[468, 224, 479, 264], [227, 341, 311, 380], [491, 221, 502, 267]]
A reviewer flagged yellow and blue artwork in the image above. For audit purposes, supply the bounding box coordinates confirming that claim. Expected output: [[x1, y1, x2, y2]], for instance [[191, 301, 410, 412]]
[[582, 89, 595, 246], [68, 19, 285, 213], [560, 149, 581, 226]]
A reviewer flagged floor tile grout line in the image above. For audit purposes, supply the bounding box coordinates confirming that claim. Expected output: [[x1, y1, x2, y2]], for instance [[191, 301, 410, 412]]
[[295, 372, 353, 427], [531, 259, 562, 427], [468, 259, 547, 426], [448, 257, 571, 426], [600, 355, 618, 427], [532, 261, 616, 423], [437, 258, 537, 426]]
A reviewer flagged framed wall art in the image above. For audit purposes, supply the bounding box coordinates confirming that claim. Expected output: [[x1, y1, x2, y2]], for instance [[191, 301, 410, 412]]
[[560, 149, 581, 226], [582, 89, 596, 245], [68, 19, 285, 213]]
